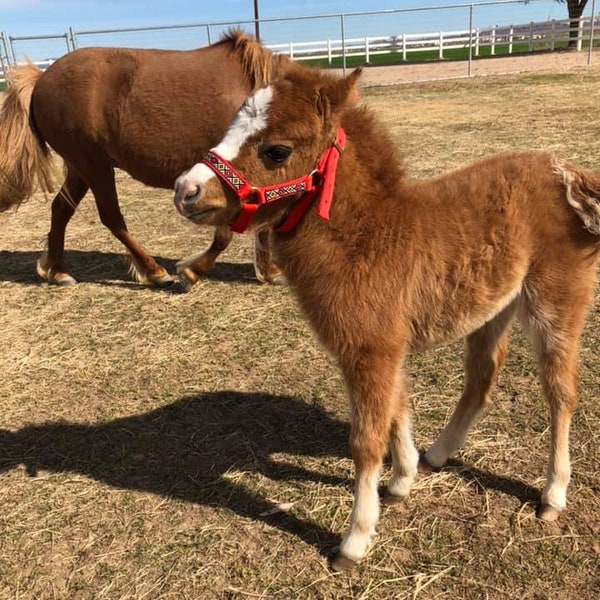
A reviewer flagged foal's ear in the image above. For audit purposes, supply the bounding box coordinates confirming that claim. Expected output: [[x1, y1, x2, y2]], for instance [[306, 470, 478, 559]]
[[345, 67, 363, 100], [315, 67, 363, 122]]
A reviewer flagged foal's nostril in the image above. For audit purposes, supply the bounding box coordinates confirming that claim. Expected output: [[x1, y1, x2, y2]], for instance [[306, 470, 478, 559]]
[[183, 186, 200, 205]]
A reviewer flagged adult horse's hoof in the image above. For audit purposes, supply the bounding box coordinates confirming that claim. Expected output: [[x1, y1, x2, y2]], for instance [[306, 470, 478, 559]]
[[269, 273, 287, 286], [172, 279, 193, 294], [52, 273, 78, 286], [417, 454, 436, 474], [381, 492, 405, 506], [150, 272, 175, 288], [175, 269, 197, 293], [537, 504, 562, 522], [255, 268, 287, 286], [331, 553, 357, 572], [36, 258, 77, 286]]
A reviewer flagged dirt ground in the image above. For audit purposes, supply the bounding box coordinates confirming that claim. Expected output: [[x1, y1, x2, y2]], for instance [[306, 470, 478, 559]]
[[1, 54, 600, 600], [351, 49, 599, 86]]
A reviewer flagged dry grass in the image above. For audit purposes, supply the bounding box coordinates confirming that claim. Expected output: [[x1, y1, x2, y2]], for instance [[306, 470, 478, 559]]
[[1, 69, 600, 599]]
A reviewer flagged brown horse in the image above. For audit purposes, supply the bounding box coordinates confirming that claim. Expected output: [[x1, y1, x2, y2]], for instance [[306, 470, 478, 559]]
[[0, 30, 287, 288], [174, 66, 600, 569]]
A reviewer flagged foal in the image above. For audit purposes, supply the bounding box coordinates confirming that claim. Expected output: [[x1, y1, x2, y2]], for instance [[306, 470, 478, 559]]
[[174, 67, 600, 569]]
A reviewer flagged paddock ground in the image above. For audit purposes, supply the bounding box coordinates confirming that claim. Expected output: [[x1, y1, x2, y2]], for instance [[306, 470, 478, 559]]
[[1, 66, 599, 599]]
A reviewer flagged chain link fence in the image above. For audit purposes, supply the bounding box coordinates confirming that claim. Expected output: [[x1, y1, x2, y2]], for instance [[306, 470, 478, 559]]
[[1, 0, 598, 87]]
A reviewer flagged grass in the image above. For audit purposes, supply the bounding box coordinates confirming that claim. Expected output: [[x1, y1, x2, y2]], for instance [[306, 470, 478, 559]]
[[297, 42, 577, 69], [1, 68, 600, 598]]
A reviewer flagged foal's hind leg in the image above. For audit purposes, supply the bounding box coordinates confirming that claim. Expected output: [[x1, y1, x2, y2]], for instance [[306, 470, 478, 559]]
[[535, 340, 579, 521], [37, 166, 89, 286], [386, 372, 419, 501], [423, 302, 516, 470], [521, 280, 595, 521]]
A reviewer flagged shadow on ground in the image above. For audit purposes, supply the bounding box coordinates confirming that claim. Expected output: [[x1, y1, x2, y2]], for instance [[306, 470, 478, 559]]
[[0, 389, 546, 555], [0, 250, 257, 286], [0, 391, 349, 555]]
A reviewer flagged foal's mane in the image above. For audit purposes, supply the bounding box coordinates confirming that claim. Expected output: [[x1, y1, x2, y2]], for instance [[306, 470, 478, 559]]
[[218, 29, 286, 90]]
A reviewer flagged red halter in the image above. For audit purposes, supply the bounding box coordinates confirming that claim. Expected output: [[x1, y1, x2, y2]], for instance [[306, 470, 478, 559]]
[[200, 127, 346, 234]]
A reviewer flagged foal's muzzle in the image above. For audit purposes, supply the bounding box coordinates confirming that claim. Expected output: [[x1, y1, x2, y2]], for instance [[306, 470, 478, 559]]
[[174, 177, 201, 218]]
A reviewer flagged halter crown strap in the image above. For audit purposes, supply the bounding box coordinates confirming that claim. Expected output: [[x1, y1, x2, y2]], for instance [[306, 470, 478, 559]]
[[200, 126, 346, 234]]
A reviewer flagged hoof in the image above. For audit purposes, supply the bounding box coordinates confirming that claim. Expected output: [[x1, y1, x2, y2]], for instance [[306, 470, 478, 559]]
[[331, 553, 357, 572], [255, 267, 287, 286], [269, 273, 287, 286], [537, 504, 562, 522], [151, 273, 175, 288], [381, 493, 405, 507], [417, 455, 435, 474], [176, 267, 199, 293], [51, 272, 77, 286], [175, 274, 196, 294], [36, 259, 77, 286]]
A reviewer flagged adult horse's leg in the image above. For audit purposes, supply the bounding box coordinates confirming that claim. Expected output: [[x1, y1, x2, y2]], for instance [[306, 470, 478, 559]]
[[422, 301, 517, 470], [253, 230, 285, 285], [332, 352, 401, 571], [89, 164, 172, 286], [176, 225, 233, 291], [177, 228, 284, 290], [37, 166, 89, 286]]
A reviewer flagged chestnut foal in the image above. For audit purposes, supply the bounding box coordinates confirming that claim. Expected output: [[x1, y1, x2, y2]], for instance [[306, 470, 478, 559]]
[[174, 67, 600, 569]]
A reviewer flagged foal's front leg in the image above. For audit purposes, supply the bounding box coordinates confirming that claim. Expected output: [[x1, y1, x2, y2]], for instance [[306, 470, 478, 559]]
[[333, 353, 407, 571]]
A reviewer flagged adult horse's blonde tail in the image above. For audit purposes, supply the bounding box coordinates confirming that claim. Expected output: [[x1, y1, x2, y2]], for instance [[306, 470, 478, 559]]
[[554, 157, 600, 235], [0, 63, 57, 212]]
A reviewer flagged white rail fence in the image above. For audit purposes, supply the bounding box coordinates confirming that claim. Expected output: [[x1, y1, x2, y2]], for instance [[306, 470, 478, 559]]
[[266, 18, 596, 64]]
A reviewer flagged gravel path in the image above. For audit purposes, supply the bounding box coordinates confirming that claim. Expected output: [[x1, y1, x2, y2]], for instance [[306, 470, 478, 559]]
[[352, 50, 599, 86]]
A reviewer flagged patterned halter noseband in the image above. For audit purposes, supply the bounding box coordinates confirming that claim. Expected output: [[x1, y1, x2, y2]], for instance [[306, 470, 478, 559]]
[[199, 127, 346, 233]]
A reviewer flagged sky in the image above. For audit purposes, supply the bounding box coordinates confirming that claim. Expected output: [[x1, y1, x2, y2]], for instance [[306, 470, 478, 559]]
[[0, 0, 582, 36], [0, 1, 592, 60]]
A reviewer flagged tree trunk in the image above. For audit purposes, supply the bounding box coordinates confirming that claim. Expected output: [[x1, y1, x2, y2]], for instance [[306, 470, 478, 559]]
[[567, 0, 588, 49]]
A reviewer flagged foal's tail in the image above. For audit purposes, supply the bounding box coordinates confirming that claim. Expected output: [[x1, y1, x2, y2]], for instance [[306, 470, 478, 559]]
[[554, 157, 600, 235], [0, 63, 57, 212]]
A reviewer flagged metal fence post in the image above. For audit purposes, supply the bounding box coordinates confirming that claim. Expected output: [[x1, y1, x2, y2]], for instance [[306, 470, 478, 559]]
[[588, 0, 597, 65], [8, 36, 18, 66], [340, 14, 346, 75], [468, 4, 474, 78], [0, 31, 10, 86], [68, 27, 78, 51]]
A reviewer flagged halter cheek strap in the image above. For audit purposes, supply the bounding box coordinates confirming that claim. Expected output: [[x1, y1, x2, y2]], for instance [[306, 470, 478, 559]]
[[200, 127, 346, 234]]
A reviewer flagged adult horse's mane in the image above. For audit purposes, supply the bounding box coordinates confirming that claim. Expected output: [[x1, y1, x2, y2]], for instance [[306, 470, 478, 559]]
[[221, 29, 284, 90]]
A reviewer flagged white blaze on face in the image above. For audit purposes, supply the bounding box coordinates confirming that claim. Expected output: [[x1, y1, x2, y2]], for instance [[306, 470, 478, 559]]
[[179, 86, 273, 191]]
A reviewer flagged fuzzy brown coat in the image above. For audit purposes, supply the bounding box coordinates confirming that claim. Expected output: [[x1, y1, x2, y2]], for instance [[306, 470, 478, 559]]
[[174, 66, 600, 570]]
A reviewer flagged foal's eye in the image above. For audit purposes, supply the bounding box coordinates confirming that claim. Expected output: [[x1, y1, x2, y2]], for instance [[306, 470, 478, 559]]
[[263, 145, 292, 164]]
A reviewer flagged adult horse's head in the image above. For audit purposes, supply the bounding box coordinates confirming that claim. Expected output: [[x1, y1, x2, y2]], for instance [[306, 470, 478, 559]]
[[173, 67, 362, 234]]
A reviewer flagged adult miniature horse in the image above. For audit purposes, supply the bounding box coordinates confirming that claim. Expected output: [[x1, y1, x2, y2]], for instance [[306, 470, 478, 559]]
[[174, 67, 600, 569], [0, 30, 286, 288]]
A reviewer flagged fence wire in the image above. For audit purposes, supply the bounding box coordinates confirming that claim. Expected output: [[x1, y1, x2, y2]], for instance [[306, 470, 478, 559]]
[[1, 0, 598, 87]]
